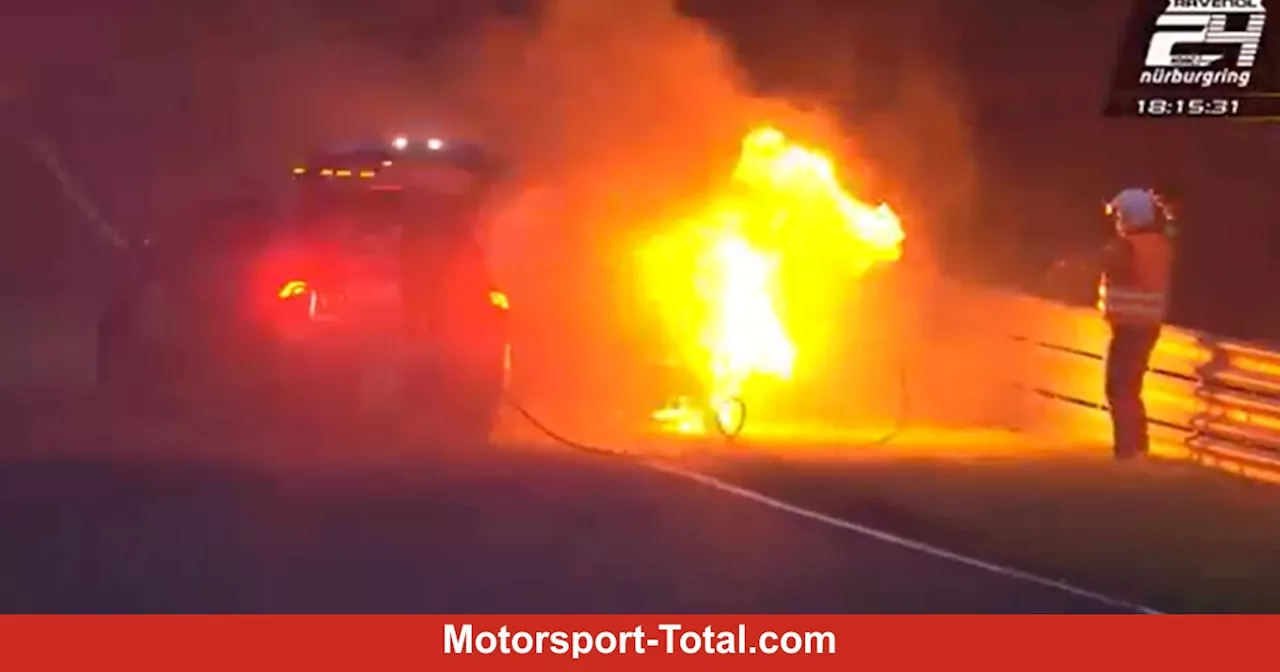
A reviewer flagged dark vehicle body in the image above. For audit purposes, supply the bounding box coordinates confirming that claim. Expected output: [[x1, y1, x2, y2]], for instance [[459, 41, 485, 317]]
[[97, 138, 511, 440]]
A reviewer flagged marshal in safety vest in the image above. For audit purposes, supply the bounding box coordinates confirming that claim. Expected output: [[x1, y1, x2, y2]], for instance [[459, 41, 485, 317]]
[[1097, 188, 1175, 325], [1098, 233, 1173, 324]]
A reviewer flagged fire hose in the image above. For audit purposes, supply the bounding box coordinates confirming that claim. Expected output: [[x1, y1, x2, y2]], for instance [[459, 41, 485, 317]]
[[502, 358, 910, 458]]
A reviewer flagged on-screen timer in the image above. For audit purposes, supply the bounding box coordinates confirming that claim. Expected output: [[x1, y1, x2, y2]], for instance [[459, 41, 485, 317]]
[[1114, 95, 1280, 120], [1134, 97, 1241, 117]]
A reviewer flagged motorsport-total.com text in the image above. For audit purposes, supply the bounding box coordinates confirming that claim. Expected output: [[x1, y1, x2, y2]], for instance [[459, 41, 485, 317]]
[[443, 623, 837, 658]]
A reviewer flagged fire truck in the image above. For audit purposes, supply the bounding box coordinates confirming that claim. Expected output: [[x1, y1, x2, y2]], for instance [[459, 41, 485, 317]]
[[96, 136, 511, 441]]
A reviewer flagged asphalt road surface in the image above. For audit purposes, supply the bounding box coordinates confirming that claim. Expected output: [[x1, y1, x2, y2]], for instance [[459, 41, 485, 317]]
[[0, 403, 1133, 613]]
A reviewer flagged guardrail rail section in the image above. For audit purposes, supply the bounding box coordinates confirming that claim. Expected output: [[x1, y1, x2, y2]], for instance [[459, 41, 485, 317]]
[[982, 284, 1280, 479]]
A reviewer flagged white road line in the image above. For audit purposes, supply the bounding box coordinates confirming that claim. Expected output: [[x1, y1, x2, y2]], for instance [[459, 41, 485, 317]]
[[644, 459, 1164, 614]]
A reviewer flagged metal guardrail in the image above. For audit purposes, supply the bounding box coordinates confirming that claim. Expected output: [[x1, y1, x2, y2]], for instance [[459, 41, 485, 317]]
[[973, 283, 1280, 479], [1189, 339, 1280, 476]]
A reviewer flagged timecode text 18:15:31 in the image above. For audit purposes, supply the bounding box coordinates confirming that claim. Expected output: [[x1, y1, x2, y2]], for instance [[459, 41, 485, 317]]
[[1133, 97, 1246, 118]]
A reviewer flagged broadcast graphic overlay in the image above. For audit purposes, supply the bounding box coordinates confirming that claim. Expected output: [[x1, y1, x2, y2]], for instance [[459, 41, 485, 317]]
[[1105, 0, 1280, 120]]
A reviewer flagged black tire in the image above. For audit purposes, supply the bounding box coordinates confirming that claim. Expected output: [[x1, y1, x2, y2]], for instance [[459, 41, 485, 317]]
[[709, 395, 747, 439]]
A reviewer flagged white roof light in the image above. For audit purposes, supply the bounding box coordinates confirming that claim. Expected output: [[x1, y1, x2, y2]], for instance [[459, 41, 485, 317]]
[[392, 136, 408, 150], [426, 138, 444, 150]]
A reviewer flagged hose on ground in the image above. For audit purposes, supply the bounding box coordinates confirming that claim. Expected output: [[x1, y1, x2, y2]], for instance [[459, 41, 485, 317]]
[[501, 359, 911, 457]]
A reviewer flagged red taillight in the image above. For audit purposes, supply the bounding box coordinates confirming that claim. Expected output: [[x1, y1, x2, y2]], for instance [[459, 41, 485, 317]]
[[488, 289, 509, 311], [278, 279, 309, 300], [275, 278, 321, 324]]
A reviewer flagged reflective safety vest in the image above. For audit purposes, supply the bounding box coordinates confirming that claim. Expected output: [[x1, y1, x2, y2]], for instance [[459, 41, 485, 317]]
[[1098, 232, 1173, 325]]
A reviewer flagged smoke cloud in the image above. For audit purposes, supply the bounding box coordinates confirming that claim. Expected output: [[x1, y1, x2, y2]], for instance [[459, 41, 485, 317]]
[[219, 0, 985, 433], [5, 0, 998, 434], [426, 1, 854, 288]]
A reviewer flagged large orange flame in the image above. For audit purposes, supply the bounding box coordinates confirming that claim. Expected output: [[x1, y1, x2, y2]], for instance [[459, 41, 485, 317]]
[[644, 126, 904, 435]]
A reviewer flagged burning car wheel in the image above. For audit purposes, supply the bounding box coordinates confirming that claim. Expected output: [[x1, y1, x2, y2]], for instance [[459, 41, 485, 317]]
[[709, 395, 747, 439]]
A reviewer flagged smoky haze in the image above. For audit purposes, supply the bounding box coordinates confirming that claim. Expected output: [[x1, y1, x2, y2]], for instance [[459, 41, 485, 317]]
[[1, 0, 1027, 441], [431, 1, 857, 285]]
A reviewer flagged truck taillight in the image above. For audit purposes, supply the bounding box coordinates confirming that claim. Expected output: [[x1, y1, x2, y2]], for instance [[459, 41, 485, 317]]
[[276, 279, 321, 323], [278, 279, 309, 299], [489, 290, 509, 311], [278, 279, 309, 300]]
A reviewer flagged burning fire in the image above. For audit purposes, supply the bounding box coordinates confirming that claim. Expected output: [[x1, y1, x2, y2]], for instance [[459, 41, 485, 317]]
[[645, 126, 904, 435]]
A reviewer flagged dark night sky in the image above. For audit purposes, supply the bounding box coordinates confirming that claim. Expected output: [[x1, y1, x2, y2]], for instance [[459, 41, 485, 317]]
[[2, 0, 1278, 339]]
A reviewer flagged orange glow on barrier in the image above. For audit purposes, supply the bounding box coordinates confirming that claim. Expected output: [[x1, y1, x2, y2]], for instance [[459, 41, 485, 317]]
[[641, 126, 904, 434], [1231, 355, 1280, 379]]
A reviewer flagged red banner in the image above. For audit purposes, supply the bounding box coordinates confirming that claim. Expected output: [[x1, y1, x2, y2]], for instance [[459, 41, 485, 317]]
[[0, 616, 1245, 671]]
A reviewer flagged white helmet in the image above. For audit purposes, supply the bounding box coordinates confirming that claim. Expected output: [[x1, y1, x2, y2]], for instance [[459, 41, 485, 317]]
[[1105, 187, 1160, 235]]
